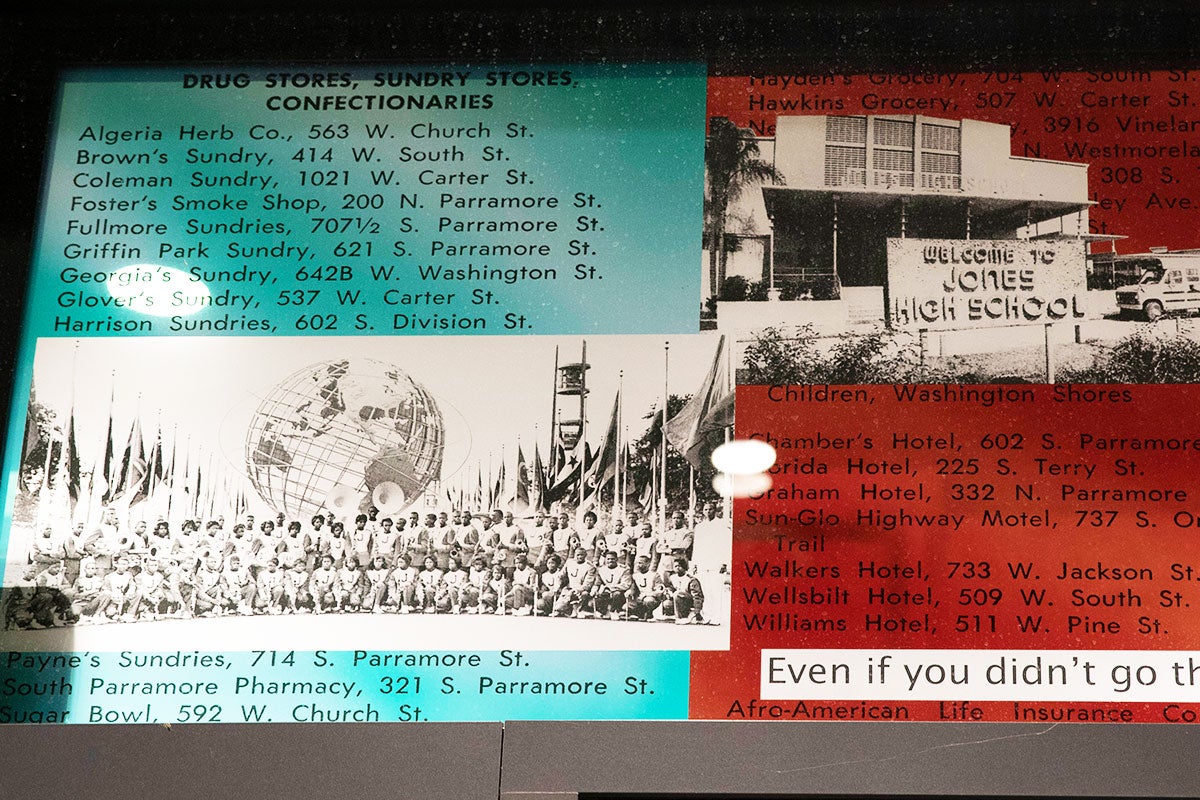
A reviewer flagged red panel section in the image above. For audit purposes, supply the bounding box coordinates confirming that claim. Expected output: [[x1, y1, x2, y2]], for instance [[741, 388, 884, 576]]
[[691, 384, 1200, 723], [708, 71, 1199, 254]]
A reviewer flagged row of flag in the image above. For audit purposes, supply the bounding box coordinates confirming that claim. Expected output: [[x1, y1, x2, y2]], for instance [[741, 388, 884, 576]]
[[441, 335, 733, 516], [20, 386, 248, 527], [20, 335, 733, 524]]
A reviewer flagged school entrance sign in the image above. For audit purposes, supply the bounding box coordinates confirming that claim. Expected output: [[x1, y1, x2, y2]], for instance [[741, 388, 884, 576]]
[[887, 237, 1088, 328]]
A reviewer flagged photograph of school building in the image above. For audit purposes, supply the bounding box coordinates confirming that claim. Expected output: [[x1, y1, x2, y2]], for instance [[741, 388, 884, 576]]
[[705, 113, 1200, 382], [705, 113, 1096, 329]]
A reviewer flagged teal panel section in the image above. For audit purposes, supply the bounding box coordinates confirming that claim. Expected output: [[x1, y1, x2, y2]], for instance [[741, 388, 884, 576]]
[[0, 650, 690, 723], [0, 62, 707, 601], [28, 64, 705, 340]]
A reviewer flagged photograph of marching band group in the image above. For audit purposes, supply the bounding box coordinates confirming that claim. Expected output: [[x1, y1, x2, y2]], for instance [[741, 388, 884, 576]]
[[2, 334, 733, 651]]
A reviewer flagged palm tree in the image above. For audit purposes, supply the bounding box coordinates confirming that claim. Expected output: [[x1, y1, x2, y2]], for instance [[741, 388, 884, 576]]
[[705, 116, 783, 307]]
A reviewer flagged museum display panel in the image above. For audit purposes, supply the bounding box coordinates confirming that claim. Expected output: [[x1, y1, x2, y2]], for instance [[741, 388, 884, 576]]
[[1, 2, 1199, 797]]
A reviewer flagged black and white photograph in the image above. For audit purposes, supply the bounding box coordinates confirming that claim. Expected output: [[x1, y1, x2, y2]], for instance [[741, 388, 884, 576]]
[[703, 112, 1200, 385], [3, 333, 733, 651]]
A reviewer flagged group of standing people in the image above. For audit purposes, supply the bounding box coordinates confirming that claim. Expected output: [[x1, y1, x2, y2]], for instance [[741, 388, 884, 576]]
[[5, 501, 730, 629]]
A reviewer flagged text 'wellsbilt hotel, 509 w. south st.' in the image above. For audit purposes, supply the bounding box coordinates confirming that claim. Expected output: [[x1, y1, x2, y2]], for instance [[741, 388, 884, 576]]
[[691, 385, 1200, 723]]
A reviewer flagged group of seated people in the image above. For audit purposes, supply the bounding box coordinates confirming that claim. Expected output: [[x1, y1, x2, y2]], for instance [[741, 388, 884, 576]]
[[5, 502, 727, 629]]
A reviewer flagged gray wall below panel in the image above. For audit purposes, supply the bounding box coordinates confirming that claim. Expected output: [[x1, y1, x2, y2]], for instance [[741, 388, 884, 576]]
[[0, 723, 502, 800], [501, 721, 1200, 798]]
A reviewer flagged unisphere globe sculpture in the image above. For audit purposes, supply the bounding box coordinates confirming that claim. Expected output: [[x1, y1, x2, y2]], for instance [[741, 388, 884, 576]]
[[245, 358, 444, 519]]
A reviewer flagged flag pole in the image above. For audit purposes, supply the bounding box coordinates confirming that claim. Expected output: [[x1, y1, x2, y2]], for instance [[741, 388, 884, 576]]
[[724, 335, 733, 520], [577, 339, 587, 513], [616, 370, 623, 522], [548, 345, 559, 478], [688, 464, 696, 524], [188, 441, 198, 519], [125, 392, 143, 530], [37, 404, 54, 535], [206, 448, 217, 520], [165, 422, 178, 522], [623, 423, 631, 521], [94, 373, 118, 524], [660, 341, 669, 535], [63, 342, 81, 525], [181, 432, 192, 522], [650, 448, 657, 521], [167, 421, 178, 520]]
